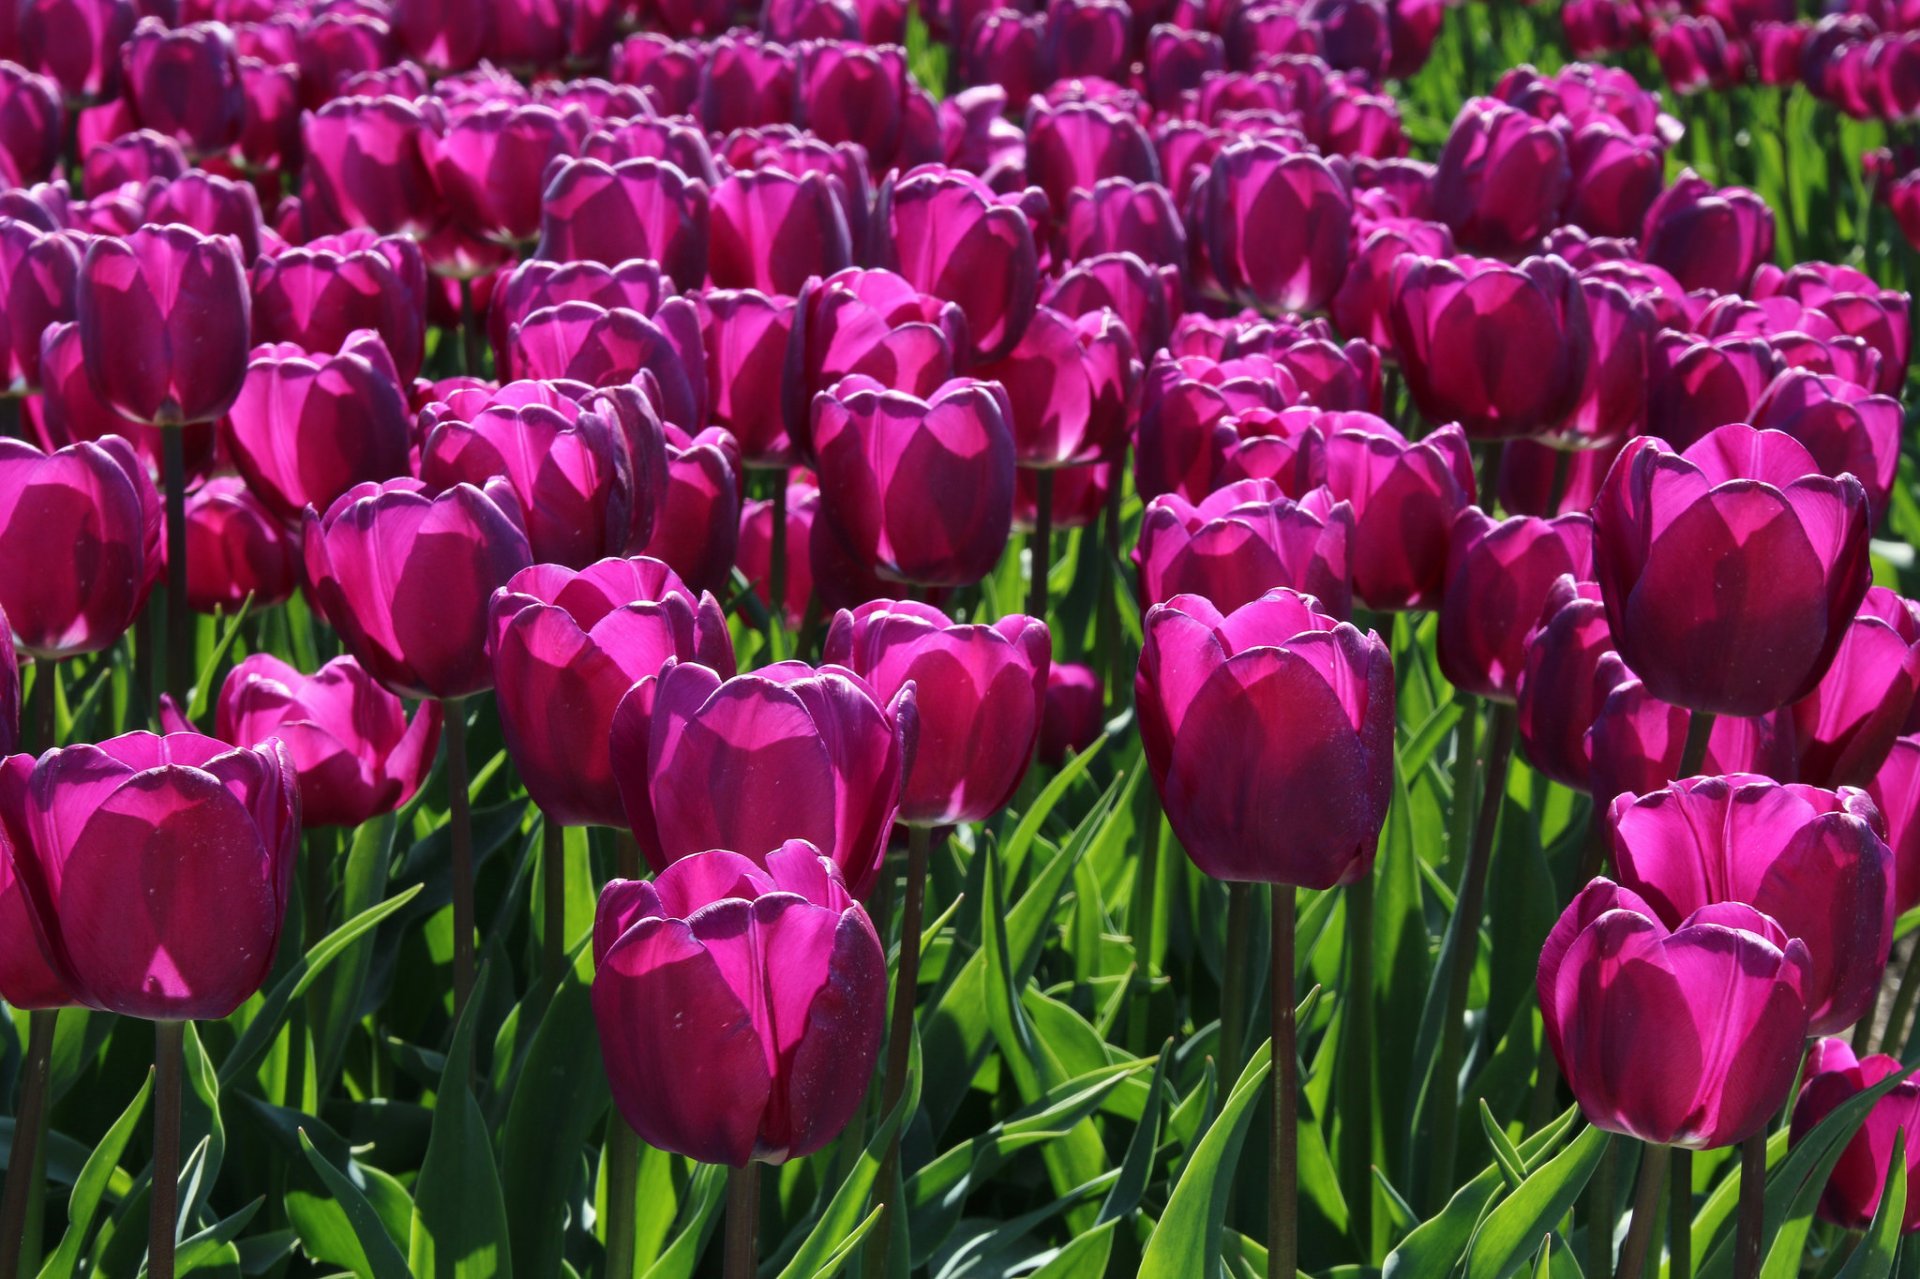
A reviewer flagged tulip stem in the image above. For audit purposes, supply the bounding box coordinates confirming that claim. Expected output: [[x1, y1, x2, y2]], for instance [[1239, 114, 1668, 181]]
[[151, 1020, 184, 1279], [445, 697, 475, 1018], [1615, 1143, 1669, 1279], [1220, 883, 1253, 1082], [1342, 875, 1374, 1257], [603, 1116, 637, 1279], [543, 814, 566, 987], [1670, 1148, 1692, 1279], [1127, 790, 1163, 1056], [1270, 884, 1297, 1279], [1432, 702, 1517, 1205], [0, 396, 18, 440], [458, 278, 482, 378], [1589, 1141, 1619, 1279], [28, 657, 55, 752], [0, 1010, 56, 1279], [1879, 938, 1920, 1056], [1546, 447, 1574, 514], [1097, 469, 1124, 715], [162, 427, 190, 704], [768, 471, 789, 637], [1735, 1134, 1765, 1279], [1678, 712, 1715, 780], [881, 824, 931, 1112], [723, 1164, 758, 1279], [1027, 469, 1053, 620]]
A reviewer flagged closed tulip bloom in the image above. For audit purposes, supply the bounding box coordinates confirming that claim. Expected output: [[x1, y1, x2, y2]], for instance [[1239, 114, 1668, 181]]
[[696, 34, 798, 133], [1609, 775, 1893, 1035], [975, 306, 1138, 469], [1593, 424, 1871, 717], [614, 660, 913, 897], [1646, 332, 1782, 448], [1789, 1040, 1920, 1231], [1517, 576, 1615, 790], [1431, 98, 1572, 255], [0, 731, 298, 1021], [0, 219, 78, 395], [1499, 438, 1622, 518], [1332, 216, 1455, 353], [592, 844, 884, 1166], [81, 129, 183, 200], [1439, 510, 1596, 703], [1791, 588, 1920, 789], [1135, 352, 1297, 503], [123, 18, 244, 154], [1751, 368, 1903, 522], [1040, 662, 1103, 766], [1565, 119, 1666, 240], [1043, 0, 1132, 81], [144, 171, 265, 263], [490, 259, 673, 379], [537, 157, 709, 292], [391, 0, 491, 70], [253, 233, 428, 384], [436, 100, 588, 246], [1201, 141, 1351, 314], [1566, 276, 1657, 447], [77, 224, 250, 428], [825, 600, 1048, 824], [1322, 415, 1476, 612], [962, 10, 1046, 108], [35, 322, 214, 477], [695, 289, 796, 467], [1586, 659, 1800, 807], [1041, 251, 1180, 358], [21, 0, 134, 102], [880, 166, 1040, 363], [1539, 879, 1811, 1149], [1136, 480, 1356, 617], [1137, 589, 1394, 887], [1868, 736, 1920, 913], [0, 817, 72, 1009], [490, 558, 732, 830], [224, 332, 413, 525], [812, 375, 1015, 589], [738, 472, 893, 624], [796, 42, 938, 174], [300, 96, 442, 240], [303, 477, 533, 701], [509, 300, 705, 431], [1391, 254, 1591, 442], [1060, 178, 1188, 270], [642, 424, 741, 597], [0, 63, 61, 186], [1751, 262, 1910, 398], [1642, 171, 1776, 295], [1025, 99, 1160, 212], [1655, 17, 1745, 96], [784, 269, 966, 455], [182, 476, 296, 614], [1216, 407, 1333, 497], [708, 169, 853, 298]]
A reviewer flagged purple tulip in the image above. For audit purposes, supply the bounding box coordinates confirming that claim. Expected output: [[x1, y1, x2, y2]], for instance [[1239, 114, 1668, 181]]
[[1138, 588, 1394, 887], [1609, 774, 1893, 1035], [1593, 424, 1872, 717], [825, 599, 1049, 825], [794, 41, 937, 174], [436, 100, 589, 246], [1655, 16, 1745, 96], [0, 820, 72, 1009], [695, 289, 797, 468], [303, 477, 533, 701], [784, 268, 966, 454], [697, 34, 798, 133], [592, 844, 885, 1166], [1868, 735, 1920, 914], [489, 259, 672, 377], [1044, 0, 1132, 80], [253, 232, 429, 384], [1216, 407, 1335, 496], [1586, 659, 1800, 807], [1751, 368, 1903, 522], [1439, 509, 1596, 703], [0, 219, 78, 396], [123, 17, 244, 154], [1041, 250, 1180, 358], [144, 171, 264, 262], [508, 299, 705, 431], [300, 96, 443, 239], [1539, 878, 1811, 1149], [0, 731, 298, 1021], [21, 0, 135, 102], [613, 660, 913, 898], [1059, 177, 1188, 270], [181, 475, 296, 614], [1517, 576, 1615, 791], [880, 165, 1040, 364], [1752, 262, 1910, 398], [642, 424, 741, 598], [536, 156, 709, 292], [1332, 216, 1454, 353], [1790, 587, 1920, 789], [1136, 480, 1356, 617], [962, 11, 1046, 109], [1646, 331, 1781, 448], [1565, 118, 1666, 240], [1025, 98, 1160, 212], [812, 375, 1015, 589], [708, 168, 853, 298], [490, 558, 733, 830], [1200, 140, 1351, 314], [1134, 351, 1295, 502], [975, 306, 1138, 469], [0, 62, 62, 185], [1790, 1040, 1920, 1231], [1322, 415, 1476, 612], [391, 0, 491, 71], [1432, 97, 1572, 255], [1040, 661, 1103, 766], [1642, 170, 1776, 294]]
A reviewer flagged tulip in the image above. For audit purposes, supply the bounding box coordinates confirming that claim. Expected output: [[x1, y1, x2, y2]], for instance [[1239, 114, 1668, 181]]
[[1751, 262, 1911, 398], [1586, 660, 1800, 807], [1025, 99, 1160, 212], [1216, 408, 1332, 496], [1538, 878, 1811, 1148], [697, 34, 798, 133], [300, 96, 442, 239], [695, 290, 796, 468], [537, 157, 710, 292], [1516, 576, 1614, 790], [1322, 415, 1476, 612], [509, 300, 706, 432], [1135, 352, 1296, 503], [1136, 480, 1356, 617], [1431, 98, 1572, 255], [436, 100, 589, 246], [180, 476, 295, 615], [1332, 216, 1455, 353], [1041, 251, 1180, 358], [1646, 331, 1781, 448], [1564, 119, 1666, 240], [592, 844, 885, 1166], [224, 332, 413, 526], [0, 64, 61, 187], [1790, 588, 1920, 790], [490, 259, 673, 379], [1137, 588, 1394, 887], [1390, 254, 1590, 442], [490, 558, 733, 831], [0, 219, 78, 397], [0, 821, 68, 1010], [880, 165, 1040, 364], [812, 375, 1015, 589], [1655, 17, 1745, 96], [825, 600, 1049, 825], [1789, 1040, 1920, 1231], [1498, 438, 1621, 519], [1044, 0, 1131, 80], [20, 0, 134, 102], [123, 18, 244, 154], [1200, 141, 1351, 314], [1438, 510, 1596, 703], [1868, 736, 1920, 914], [1040, 662, 1104, 766], [737, 473, 892, 625], [794, 41, 936, 173], [708, 169, 853, 298], [642, 423, 741, 598], [1641, 171, 1776, 295], [612, 659, 913, 898], [784, 269, 965, 455], [1608, 775, 1892, 1035], [1751, 368, 1903, 522], [299, 14, 400, 104], [962, 11, 1046, 109], [303, 477, 533, 702], [1593, 424, 1872, 717], [1059, 178, 1188, 270], [0, 730, 298, 1020], [77, 225, 250, 428], [253, 233, 429, 385], [975, 307, 1138, 469]]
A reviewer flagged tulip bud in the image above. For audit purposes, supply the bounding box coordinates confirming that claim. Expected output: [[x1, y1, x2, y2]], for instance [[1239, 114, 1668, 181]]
[[182, 475, 296, 614], [509, 299, 706, 431], [489, 259, 673, 380], [1134, 352, 1297, 503], [1042, 251, 1180, 358], [642, 423, 741, 598], [1136, 480, 1356, 617], [1432, 98, 1572, 255], [879, 165, 1041, 363], [1788, 1040, 1920, 1231], [1751, 262, 1910, 398], [1594, 424, 1872, 717], [592, 845, 885, 1166], [436, 100, 589, 246], [1201, 140, 1352, 314], [1439, 510, 1596, 703], [1332, 216, 1454, 353], [1790, 588, 1920, 789], [1138, 589, 1394, 887], [1646, 332, 1781, 448], [300, 96, 443, 239], [253, 232, 429, 384], [1040, 662, 1103, 766], [975, 306, 1139, 469], [0, 731, 298, 1021], [1517, 576, 1614, 791], [1322, 415, 1476, 612], [1641, 170, 1776, 295], [1539, 878, 1812, 1148], [1586, 657, 1800, 806], [123, 18, 244, 154], [785, 268, 966, 455], [1751, 368, 1902, 523], [697, 34, 798, 133]]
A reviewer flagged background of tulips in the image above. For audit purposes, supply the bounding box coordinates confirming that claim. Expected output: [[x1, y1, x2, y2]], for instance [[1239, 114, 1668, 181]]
[[7, 0, 1920, 1274]]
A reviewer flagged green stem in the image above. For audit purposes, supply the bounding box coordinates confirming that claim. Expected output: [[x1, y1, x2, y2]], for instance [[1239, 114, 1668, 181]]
[[1270, 885, 1297, 1279], [1098, 470, 1124, 715], [0, 1009, 55, 1279], [445, 697, 475, 1017], [866, 824, 932, 1279], [1128, 790, 1163, 1057], [1343, 875, 1375, 1258], [1879, 938, 1920, 1055], [723, 1163, 758, 1279], [28, 657, 54, 752], [1678, 712, 1716, 780], [1027, 469, 1053, 621], [163, 427, 190, 704], [1670, 1148, 1692, 1279], [768, 470, 789, 633], [1735, 1134, 1765, 1279], [1615, 1143, 1669, 1279], [603, 1117, 637, 1279], [1589, 1141, 1620, 1279], [543, 814, 566, 987], [151, 1020, 185, 1279], [1220, 884, 1253, 1083]]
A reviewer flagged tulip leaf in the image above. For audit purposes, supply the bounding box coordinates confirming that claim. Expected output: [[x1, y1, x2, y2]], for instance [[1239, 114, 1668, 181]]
[[313, 812, 399, 1088], [298, 1129, 413, 1279], [1137, 1036, 1274, 1278], [219, 884, 424, 1087], [34, 1067, 151, 1279], [408, 967, 514, 1279], [174, 1195, 263, 1272], [1463, 1120, 1610, 1279], [1027, 1220, 1118, 1279], [637, 1163, 725, 1279], [1835, 1129, 1907, 1279], [237, 1093, 412, 1274], [1097, 1045, 1170, 1225], [185, 595, 253, 723], [1480, 1100, 1528, 1191], [998, 733, 1106, 889]]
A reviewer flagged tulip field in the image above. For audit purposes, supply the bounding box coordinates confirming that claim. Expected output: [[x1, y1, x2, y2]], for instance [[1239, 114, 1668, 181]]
[[9, 1, 1920, 1278]]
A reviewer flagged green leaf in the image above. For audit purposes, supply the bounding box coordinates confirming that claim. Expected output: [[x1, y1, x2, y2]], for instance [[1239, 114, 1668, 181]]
[[1465, 1121, 1611, 1279], [1098, 1047, 1169, 1224], [1029, 1221, 1118, 1279], [175, 1196, 264, 1272], [408, 971, 514, 1279], [298, 1129, 413, 1279], [1137, 1037, 1275, 1278], [186, 596, 253, 722], [1480, 1100, 1528, 1190], [999, 735, 1106, 888], [314, 813, 398, 1086], [35, 1068, 151, 1279], [1835, 1129, 1907, 1279], [638, 1164, 724, 1279]]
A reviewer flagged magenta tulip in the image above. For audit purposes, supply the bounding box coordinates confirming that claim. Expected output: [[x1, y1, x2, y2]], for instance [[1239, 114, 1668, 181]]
[[1040, 662, 1103, 766], [1752, 262, 1911, 398], [695, 289, 797, 468], [1431, 97, 1572, 255], [536, 156, 710, 292], [299, 95, 442, 239], [707, 168, 853, 297], [20, 0, 134, 102], [1024, 98, 1160, 212], [1517, 576, 1615, 791], [181, 475, 295, 614], [1642, 171, 1776, 294], [1136, 480, 1356, 617], [1200, 140, 1352, 314], [640, 424, 741, 598], [1868, 736, 1920, 914], [0, 219, 79, 396], [252, 232, 428, 385], [737, 473, 893, 624], [1751, 368, 1903, 522], [123, 18, 244, 154], [489, 259, 673, 379], [1134, 352, 1296, 504], [436, 100, 589, 246], [508, 300, 705, 432], [1790, 587, 1920, 789], [975, 306, 1139, 469], [1322, 415, 1476, 612], [1586, 661, 1800, 807], [1791, 1040, 1920, 1231], [1060, 178, 1188, 270], [880, 165, 1040, 364], [0, 821, 71, 1009], [1437, 509, 1595, 703]]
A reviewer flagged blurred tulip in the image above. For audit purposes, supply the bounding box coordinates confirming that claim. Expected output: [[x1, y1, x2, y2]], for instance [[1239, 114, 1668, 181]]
[[0, 731, 297, 1021], [1432, 97, 1572, 255], [1868, 736, 1920, 914], [642, 424, 741, 597], [436, 100, 588, 245], [1059, 178, 1188, 270], [303, 477, 532, 700], [537, 156, 709, 292], [1790, 1040, 1920, 1231], [508, 300, 705, 431], [1040, 662, 1103, 765], [1565, 119, 1666, 239], [1655, 16, 1746, 95], [1136, 480, 1355, 617], [1200, 141, 1351, 314], [1332, 216, 1454, 352], [1025, 99, 1159, 212], [1609, 774, 1893, 1035], [490, 558, 732, 830], [124, 17, 243, 153], [1322, 415, 1476, 612], [1646, 331, 1781, 448], [1041, 250, 1179, 357], [0, 63, 61, 185], [695, 289, 795, 467], [1791, 587, 1920, 789], [697, 33, 798, 132], [1751, 368, 1902, 522], [1134, 352, 1296, 503], [181, 475, 295, 614], [300, 96, 442, 239], [1137, 588, 1394, 887], [880, 165, 1040, 363], [392, 0, 491, 70], [1593, 424, 1872, 717], [1642, 171, 1776, 294], [593, 844, 885, 1166], [0, 219, 78, 396], [1539, 878, 1811, 1148], [21, 0, 135, 101], [1439, 510, 1595, 703], [708, 169, 853, 297], [253, 232, 429, 384], [490, 259, 673, 379]]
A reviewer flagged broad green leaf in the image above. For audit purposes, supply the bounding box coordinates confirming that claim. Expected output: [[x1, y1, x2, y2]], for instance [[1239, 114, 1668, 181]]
[[1481, 1100, 1528, 1190], [298, 1129, 413, 1279], [35, 1068, 151, 1279], [1137, 1037, 1274, 1278], [638, 1163, 724, 1279], [408, 969, 514, 1279], [1465, 1122, 1611, 1279], [1029, 1221, 1117, 1279], [1835, 1129, 1907, 1279]]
